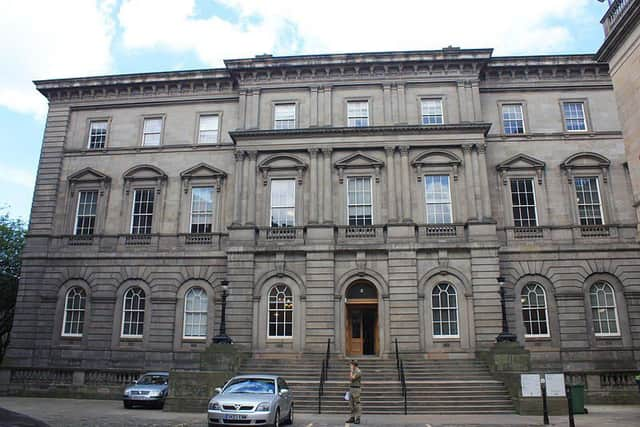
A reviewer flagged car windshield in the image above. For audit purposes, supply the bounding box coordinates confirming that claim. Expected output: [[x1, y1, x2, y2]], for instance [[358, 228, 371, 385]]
[[137, 374, 168, 385], [224, 378, 275, 394]]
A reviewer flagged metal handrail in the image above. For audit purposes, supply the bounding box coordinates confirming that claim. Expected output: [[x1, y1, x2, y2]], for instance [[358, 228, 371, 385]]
[[317, 338, 331, 414], [394, 338, 408, 415]]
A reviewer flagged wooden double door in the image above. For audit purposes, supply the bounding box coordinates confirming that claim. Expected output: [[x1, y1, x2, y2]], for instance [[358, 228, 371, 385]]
[[346, 303, 378, 356]]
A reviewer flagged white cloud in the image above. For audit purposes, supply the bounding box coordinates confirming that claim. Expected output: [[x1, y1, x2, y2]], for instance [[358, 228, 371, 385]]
[[118, 0, 592, 67], [0, 163, 36, 189], [0, 0, 116, 119]]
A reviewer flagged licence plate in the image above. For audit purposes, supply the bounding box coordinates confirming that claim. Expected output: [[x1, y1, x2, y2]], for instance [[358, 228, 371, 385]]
[[223, 414, 247, 420]]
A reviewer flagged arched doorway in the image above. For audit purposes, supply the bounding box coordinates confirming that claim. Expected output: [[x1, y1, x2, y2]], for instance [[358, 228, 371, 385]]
[[345, 281, 378, 356]]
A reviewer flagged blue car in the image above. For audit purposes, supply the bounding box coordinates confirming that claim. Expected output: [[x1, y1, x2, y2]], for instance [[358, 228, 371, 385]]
[[122, 371, 169, 409]]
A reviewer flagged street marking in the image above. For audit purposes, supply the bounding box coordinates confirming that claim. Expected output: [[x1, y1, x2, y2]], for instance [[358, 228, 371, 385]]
[[425, 424, 432, 427]]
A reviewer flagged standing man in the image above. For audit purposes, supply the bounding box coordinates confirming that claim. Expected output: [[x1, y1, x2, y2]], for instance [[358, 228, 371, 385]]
[[347, 360, 361, 424]]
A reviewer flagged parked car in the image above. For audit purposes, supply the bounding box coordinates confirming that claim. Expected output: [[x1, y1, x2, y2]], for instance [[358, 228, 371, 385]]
[[207, 375, 293, 427], [122, 371, 169, 409]]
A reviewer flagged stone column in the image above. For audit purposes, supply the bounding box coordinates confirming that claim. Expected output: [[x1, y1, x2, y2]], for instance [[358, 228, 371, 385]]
[[397, 83, 407, 123], [232, 151, 245, 225], [322, 148, 333, 223], [385, 146, 397, 222], [477, 143, 492, 219], [471, 145, 482, 221], [310, 87, 319, 127], [462, 145, 478, 221], [238, 90, 247, 130], [246, 151, 257, 225], [383, 84, 392, 123], [309, 148, 319, 223], [400, 146, 412, 222]]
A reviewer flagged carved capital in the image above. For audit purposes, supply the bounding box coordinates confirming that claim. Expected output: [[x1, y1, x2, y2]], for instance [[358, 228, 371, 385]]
[[321, 147, 333, 155], [308, 147, 319, 156], [399, 146, 410, 156], [246, 150, 258, 161], [384, 145, 396, 155], [462, 144, 473, 153], [234, 150, 245, 162], [477, 143, 487, 154]]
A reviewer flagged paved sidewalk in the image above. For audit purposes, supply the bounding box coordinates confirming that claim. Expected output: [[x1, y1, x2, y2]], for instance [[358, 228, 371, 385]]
[[0, 397, 638, 426]]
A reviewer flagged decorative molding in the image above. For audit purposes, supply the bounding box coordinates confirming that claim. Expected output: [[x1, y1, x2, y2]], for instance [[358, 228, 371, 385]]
[[411, 149, 462, 182], [334, 151, 384, 183], [179, 163, 228, 193], [122, 164, 168, 195], [496, 153, 546, 185], [257, 153, 308, 185], [68, 167, 111, 196], [560, 152, 611, 184]]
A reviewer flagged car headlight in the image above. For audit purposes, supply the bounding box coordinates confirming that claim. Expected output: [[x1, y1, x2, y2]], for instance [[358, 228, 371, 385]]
[[123, 390, 130, 396], [149, 391, 162, 397], [208, 401, 220, 410], [255, 402, 270, 412]]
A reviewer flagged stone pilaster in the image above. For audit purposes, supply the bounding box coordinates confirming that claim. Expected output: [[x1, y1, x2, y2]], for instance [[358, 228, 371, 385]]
[[246, 151, 257, 225], [471, 144, 482, 220], [400, 146, 412, 222], [397, 83, 407, 123], [238, 90, 247, 130], [462, 144, 478, 220], [232, 151, 245, 225], [477, 143, 492, 220], [383, 84, 392, 123], [310, 87, 319, 127], [309, 148, 319, 223], [322, 148, 333, 223], [385, 146, 397, 222]]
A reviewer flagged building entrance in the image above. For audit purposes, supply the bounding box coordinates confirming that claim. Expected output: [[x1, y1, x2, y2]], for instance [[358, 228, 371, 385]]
[[345, 281, 378, 356]]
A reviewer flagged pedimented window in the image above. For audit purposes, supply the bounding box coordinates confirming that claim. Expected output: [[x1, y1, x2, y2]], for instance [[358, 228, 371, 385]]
[[258, 154, 307, 185], [334, 152, 384, 183], [496, 153, 545, 185], [411, 150, 461, 182]]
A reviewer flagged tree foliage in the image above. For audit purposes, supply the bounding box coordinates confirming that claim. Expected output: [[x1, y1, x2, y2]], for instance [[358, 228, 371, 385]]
[[0, 209, 26, 362]]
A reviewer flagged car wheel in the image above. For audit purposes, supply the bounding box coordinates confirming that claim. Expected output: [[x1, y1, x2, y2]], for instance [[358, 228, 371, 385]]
[[273, 408, 280, 427], [284, 403, 293, 425], [123, 401, 132, 409], [156, 400, 165, 410]]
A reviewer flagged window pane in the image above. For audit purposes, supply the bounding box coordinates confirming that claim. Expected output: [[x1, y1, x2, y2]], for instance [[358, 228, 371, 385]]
[[142, 118, 162, 146], [575, 177, 603, 225], [270, 180, 296, 227], [347, 177, 373, 226], [421, 99, 443, 125], [563, 102, 587, 131], [268, 285, 293, 337], [190, 187, 214, 233], [199, 115, 219, 144], [122, 287, 145, 337], [425, 176, 452, 224], [274, 104, 296, 129], [502, 104, 525, 134], [347, 101, 369, 127], [184, 287, 208, 338], [510, 178, 538, 227], [431, 283, 458, 337], [521, 283, 549, 337], [131, 189, 155, 234], [590, 282, 619, 336], [75, 191, 98, 235], [63, 287, 86, 336], [88, 121, 108, 149]]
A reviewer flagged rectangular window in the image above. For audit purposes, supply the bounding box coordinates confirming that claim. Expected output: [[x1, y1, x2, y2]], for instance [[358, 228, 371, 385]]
[[270, 179, 296, 227], [347, 101, 369, 127], [510, 178, 538, 227], [563, 102, 587, 131], [74, 190, 98, 235], [131, 189, 155, 234], [198, 115, 219, 144], [274, 104, 296, 129], [421, 99, 443, 125], [142, 118, 163, 146], [425, 176, 452, 224], [575, 177, 603, 225], [190, 187, 214, 233], [347, 176, 373, 226], [87, 121, 108, 149], [502, 104, 525, 134]]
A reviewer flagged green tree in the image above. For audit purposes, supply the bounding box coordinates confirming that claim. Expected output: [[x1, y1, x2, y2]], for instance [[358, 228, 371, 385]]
[[0, 209, 27, 362]]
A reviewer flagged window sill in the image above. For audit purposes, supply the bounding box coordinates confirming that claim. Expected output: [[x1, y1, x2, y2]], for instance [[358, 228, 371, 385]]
[[266, 337, 294, 341], [182, 337, 207, 342], [433, 336, 460, 341], [120, 336, 143, 341]]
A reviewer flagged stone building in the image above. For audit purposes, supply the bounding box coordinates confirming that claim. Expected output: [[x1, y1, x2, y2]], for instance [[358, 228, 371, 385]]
[[5, 47, 640, 379], [596, 0, 640, 227]]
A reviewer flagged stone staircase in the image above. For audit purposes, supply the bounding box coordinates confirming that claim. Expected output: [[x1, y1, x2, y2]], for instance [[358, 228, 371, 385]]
[[238, 356, 515, 414]]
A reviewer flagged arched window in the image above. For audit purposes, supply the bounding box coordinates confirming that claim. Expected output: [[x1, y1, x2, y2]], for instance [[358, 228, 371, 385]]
[[268, 284, 293, 338], [184, 287, 208, 338], [432, 283, 458, 337], [121, 287, 145, 337], [62, 287, 86, 337], [521, 283, 549, 337], [590, 281, 619, 336]]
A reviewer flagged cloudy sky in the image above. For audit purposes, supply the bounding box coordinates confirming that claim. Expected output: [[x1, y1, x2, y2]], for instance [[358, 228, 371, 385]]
[[0, 0, 611, 221]]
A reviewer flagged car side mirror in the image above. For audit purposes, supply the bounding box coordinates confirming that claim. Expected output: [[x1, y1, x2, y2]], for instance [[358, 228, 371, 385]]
[[279, 388, 289, 395], [215, 387, 222, 394]]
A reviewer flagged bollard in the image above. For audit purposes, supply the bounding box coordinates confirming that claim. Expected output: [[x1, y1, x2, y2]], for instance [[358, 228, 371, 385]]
[[541, 378, 550, 425], [566, 385, 575, 427]]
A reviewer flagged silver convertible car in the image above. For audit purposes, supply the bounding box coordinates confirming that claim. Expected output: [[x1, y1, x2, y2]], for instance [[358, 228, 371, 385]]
[[122, 371, 169, 409], [208, 375, 293, 427]]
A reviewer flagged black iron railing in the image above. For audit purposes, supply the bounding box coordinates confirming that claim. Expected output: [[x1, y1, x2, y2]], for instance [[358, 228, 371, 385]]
[[317, 338, 331, 414], [394, 338, 408, 415]]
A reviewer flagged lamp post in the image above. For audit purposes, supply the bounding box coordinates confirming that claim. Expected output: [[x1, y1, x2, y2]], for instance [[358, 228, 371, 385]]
[[496, 276, 517, 343], [213, 280, 233, 344]]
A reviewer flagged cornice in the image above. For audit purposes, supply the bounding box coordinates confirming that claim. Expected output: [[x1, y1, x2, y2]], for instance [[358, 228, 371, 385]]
[[229, 123, 492, 143], [595, 0, 640, 62]]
